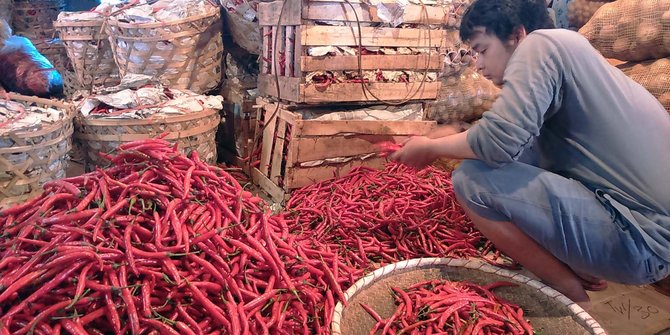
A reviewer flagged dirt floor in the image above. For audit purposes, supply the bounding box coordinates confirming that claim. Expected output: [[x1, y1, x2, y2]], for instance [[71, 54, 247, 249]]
[[65, 161, 670, 334]]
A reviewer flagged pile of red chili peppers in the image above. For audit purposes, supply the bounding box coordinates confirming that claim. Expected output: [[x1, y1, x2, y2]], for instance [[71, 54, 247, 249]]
[[361, 280, 533, 335], [0, 138, 357, 335], [283, 164, 513, 270]]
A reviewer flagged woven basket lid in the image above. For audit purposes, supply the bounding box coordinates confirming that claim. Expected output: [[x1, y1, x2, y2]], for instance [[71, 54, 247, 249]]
[[332, 257, 608, 335]]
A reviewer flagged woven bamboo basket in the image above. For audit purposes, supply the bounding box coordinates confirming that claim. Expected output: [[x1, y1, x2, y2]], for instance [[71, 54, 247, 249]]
[[54, 17, 121, 89], [74, 108, 221, 170], [0, 0, 12, 26], [106, 7, 223, 94], [33, 38, 70, 72], [12, 0, 64, 39], [332, 258, 608, 335], [0, 93, 73, 208]]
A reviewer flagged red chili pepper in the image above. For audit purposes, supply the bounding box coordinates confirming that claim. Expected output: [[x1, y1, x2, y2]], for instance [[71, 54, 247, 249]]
[[60, 319, 89, 335]]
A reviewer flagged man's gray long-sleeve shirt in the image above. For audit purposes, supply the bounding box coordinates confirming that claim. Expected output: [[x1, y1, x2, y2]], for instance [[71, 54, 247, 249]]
[[467, 29, 670, 262]]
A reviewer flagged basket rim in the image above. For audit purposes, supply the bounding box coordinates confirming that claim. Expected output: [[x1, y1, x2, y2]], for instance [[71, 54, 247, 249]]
[[1, 93, 74, 141], [106, 6, 220, 29], [75, 107, 219, 126], [54, 20, 105, 28], [331, 257, 608, 335], [0, 121, 73, 154], [74, 109, 221, 142]]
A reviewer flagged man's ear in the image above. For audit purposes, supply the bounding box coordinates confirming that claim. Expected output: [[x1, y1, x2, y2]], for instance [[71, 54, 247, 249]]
[[508, 25, 528, 46]]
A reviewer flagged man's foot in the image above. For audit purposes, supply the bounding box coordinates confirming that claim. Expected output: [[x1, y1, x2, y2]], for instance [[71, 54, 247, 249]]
[[652, 276, 670, 297], [575, 271, 608, 291]]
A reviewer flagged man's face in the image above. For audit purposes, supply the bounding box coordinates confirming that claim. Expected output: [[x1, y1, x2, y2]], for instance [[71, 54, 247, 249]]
[[468, 27, 519, 86]]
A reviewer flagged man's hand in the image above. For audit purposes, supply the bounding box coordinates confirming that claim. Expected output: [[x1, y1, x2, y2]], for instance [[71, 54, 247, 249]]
[[389, 136, 438, 169]]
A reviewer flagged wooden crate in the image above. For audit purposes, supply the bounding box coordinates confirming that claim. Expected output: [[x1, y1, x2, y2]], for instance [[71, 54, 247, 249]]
[[257, 0, 462, 104], [251, 97, 436, 201]]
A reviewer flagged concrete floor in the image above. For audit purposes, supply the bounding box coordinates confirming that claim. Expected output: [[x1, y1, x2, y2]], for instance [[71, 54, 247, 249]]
[[587, 282, 670, 335]]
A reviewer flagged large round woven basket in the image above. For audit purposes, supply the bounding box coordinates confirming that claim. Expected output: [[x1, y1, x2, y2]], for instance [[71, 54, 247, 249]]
[[12, 0, 65, 39], [54, 16, 120, 89], [33, 38, 70, 73], [0, 0, 13, 26], [105, 7, 223, 94], [74, 108, 221, 170], [0, 93, 73, 208], [333, 258, 608, 335]]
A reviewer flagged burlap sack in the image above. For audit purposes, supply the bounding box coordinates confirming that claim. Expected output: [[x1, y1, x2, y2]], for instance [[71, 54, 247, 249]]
[[579, 0, 670, 61], [618, 58, 670, 112], [568, 0, 609, 29], [425, 67, 500, 124]]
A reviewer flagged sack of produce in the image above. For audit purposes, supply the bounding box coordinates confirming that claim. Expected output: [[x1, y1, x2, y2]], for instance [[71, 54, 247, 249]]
[[579, 0, 670, 61], [618, 58, 670, 112], [0, 20, 64, 98], [568, 0, 610, 29], [425, 67, 500, 124]]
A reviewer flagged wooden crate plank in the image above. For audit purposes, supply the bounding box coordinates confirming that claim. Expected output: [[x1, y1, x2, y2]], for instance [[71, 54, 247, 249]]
[[257, 98, 301, 126], [301, 25, 447, 48], [286, 157, 389, 189], [251, 168, 288, 202], [299, 119, 435, 136], [258, 75, 303, 102], [293, 134, 412, 162], [270, 119, 288, 183], [259, 105, 279, 175], [304, 2, 449, 25], [262, 26, 271, 74], [301, 54, 442, 72], [301, 82, 441, 103], [285, 26, 295, 77], [258, 0, 302, 26], [293, 26, 302, 76], [271, 26, 278, 75]]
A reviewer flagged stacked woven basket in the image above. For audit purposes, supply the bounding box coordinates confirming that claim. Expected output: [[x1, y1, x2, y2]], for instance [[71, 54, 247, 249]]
[[51, 1, 225, 170], [0, 93, 73, 207]]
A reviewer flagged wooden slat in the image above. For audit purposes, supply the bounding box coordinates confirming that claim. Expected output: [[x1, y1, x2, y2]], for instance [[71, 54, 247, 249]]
[[270, 119, 288, 183], [259, 105, 279, 176], [259, 76, 441, 103], [303, 2, 449, 25], [258, 75, 303, 102], [258, 0, 303, 26], [262, 26, 271, 74], [301, 25, 447, 48], [299, 119, 435, 136], [285, 26, 295, 77], [293, 134, 411, 162], [251, 168, 288, 202], [285, 156, 389, 189], [300, 54, 443, 72], [293, 26, 302, 76], [271, 26, 278, 75], [302, 82, 441, 103]]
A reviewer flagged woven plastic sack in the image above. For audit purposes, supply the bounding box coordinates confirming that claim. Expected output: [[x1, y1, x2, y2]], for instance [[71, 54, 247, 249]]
[[425, 67, 500, 124], [579, 0, 670, 61], [568, 0, 609, 29], [618, 58, 670, 112]]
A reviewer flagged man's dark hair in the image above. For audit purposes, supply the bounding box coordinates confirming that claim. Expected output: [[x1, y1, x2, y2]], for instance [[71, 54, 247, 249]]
[[459, 0, 556, 42]]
